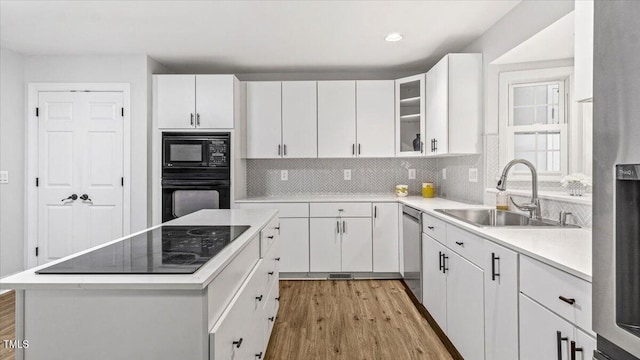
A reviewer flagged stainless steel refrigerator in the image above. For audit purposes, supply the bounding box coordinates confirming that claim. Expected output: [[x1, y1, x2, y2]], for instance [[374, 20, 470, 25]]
[[593, 1, 640, 359]]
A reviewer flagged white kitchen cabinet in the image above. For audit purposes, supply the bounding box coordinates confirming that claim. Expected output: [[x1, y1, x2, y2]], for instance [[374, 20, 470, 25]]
[[356, 81, 395, 157], [156, 74, 237, 129], [246, 82, 282, 159], [282, 81, 317, 158], [310, 217, 342, 272], [424, 53, 482, 155], [372, 203, 399, 272], [341, 218, 373, 272], [422, 234, 448, 332], [317, 81, 357, 158], [484, 241, 519, 360], [446, 250, 484, 360], [574, 0, 594, 102], [396, 74, 425, 156], [279, 218, 310, 273], [520, 294, 575, 360]]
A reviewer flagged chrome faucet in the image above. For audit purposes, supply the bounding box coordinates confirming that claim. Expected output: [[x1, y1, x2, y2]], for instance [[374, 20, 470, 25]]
[[496, 159, 541, 220]]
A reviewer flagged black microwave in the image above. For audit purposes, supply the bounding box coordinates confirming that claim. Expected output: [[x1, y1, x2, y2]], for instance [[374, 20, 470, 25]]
[[162, 133, 230, 169]]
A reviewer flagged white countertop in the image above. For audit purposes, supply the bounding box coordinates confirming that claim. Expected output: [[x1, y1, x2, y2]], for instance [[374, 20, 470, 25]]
[[239, 195, 593, 281], [0, 209, 277, 291]]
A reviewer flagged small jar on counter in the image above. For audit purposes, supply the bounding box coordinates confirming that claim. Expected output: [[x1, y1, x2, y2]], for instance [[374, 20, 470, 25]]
[[496, 191, 509, 210], [422, 182, 435, 198]]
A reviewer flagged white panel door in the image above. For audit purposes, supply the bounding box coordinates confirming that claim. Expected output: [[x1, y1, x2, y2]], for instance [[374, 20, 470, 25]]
[[425, 56, 449, 155], [282, 81, 317, 158], [340, 218, 372, 272], [196, 75, 235, 129], [156, 75, 196, 129], [422, 234, 448, 331], [484, 240, 519, 360], [246, 82, 282, 159], [309, 218, 341, 272], [520, 294, 575, 360], [356, 81, 395, 157], [38, 92, 124, 264], [317, 81, 356, 158], [279, 218, 310, 272], [372, 203, 399, 272], [446, 251, 484, 360]]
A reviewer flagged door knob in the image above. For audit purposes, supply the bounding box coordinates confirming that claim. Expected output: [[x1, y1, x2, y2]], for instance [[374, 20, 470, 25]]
[[80, 194, 92, 202], [61, 194, 78, 202]]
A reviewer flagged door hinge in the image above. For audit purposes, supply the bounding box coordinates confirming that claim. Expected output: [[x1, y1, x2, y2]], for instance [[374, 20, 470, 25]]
[[36, 107, 39, 117], [121, 177, 124, 187], [35, 247, 39, 257], [36, 177, 39, 187], [121, 108, 124, 117]]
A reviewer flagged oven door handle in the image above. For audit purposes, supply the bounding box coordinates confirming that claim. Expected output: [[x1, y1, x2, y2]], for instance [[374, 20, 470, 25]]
[[162, 181, 230, 190]]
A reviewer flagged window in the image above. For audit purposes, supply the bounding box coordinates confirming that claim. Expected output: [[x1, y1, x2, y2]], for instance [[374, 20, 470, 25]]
[[499, 67, 572, 180]]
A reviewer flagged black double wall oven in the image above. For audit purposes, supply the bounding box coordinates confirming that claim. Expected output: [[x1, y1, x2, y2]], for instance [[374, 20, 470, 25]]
[[162, 132, 231, 222]]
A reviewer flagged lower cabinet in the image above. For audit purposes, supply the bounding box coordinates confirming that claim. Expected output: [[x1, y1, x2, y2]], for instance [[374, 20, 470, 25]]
[[372, 203, 400, 272], [310, 217, 372, 272], [422, 234, 448, 331], [279, 218, 310, 272], [520, 294, 576, 360]]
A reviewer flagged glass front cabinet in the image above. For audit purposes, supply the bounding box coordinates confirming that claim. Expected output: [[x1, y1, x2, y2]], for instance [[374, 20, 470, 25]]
[[396, 74, 426, 156]]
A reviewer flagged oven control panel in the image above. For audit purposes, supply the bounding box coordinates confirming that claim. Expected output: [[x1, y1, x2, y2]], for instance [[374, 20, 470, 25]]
[[208, 140, 228, 167]]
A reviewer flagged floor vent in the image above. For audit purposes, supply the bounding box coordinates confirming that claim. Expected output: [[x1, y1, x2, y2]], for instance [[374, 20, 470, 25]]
[[328, 273, 353, 280]]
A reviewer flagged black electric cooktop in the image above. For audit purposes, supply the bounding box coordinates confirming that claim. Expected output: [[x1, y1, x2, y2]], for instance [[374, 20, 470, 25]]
[[36, 225, 250, 275]]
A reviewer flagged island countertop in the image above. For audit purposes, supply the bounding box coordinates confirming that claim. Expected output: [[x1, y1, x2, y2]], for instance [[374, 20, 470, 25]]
[[0, 209, 278, 291]]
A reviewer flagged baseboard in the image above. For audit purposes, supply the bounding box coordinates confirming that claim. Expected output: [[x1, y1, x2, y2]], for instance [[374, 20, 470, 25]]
[[279, 272, 403, 280]]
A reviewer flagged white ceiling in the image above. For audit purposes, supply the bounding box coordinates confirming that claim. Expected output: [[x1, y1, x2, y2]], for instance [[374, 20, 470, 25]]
[[492, 11, 574, 65], [0, 0, 520, 73]]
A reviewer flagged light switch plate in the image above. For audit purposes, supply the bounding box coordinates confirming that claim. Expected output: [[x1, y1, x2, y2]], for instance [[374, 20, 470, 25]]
[[281, 170, 288, 181], [408, 169, 416, 180], [442, 168, 447, 180], [0, 171, 8, 184], [469, 168, 478, 183], [344, 169, 351, 181]]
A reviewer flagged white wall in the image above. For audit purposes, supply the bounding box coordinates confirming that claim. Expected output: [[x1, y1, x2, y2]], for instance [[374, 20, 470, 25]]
[[23, 55, 151, 233], [0, 47, 26, 278]]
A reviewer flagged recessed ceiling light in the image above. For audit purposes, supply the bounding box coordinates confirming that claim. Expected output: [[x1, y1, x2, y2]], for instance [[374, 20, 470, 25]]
[[385, 33, 404, 42]]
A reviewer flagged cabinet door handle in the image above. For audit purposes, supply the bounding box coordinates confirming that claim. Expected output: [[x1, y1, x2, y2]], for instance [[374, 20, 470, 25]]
[[283, 144, 287, 156], [358, 143, 361, 155], [233, 338, 243, 348], [337, 220, 340, 234], [374, 206, 377, 218], [559, 296, 576, 305], [427, 226, 435, 230], [556, 331, 569, 360], [196, 113, 200, 126], [455, 241, 464, 246], [491, 252, 500, 281], [438, 251, 444, 271], [275, 257, 281, 261], [352, 144, 355, 155], [255, 352, 263, 359], [256, 295, 263, 301], [267, 235, 274, 239], [275, 297, 280, 301], [442, 254, 448, 273], [268, 316, 275, 322], [268, 271, 274, 275], [278, 144, 281, 156], [570, 341, 583, 360], [342, 220, 346, 234], [434, 139, 438, 152], [190, 113, 194, 126]]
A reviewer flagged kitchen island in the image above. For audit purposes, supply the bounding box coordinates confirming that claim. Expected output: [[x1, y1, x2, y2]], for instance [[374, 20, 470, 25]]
[[0, 209, 280, 360]]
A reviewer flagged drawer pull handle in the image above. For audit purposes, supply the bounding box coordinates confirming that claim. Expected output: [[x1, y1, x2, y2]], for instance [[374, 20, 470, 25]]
[[268, 235, 274, 239], [455, 241, 464, 246], [559, 296, 576, 305], [268, 316, 275, 322], [275, 257, 281, 261], [427, 226, 435, 230], [233, 338, 243, 348], [570, 341, 583, 360], [268, 271, 274, 275], [255, 352, 263, 359], [275, 297, 280, 301], [256, 295, 263, 301], [275, 226, 280, 230], [556, 331, 568, 360]]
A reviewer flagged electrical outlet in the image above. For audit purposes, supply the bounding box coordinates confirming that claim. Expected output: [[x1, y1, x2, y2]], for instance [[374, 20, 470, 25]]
[[281, 170, 288, 181], [0, 171, 8, 184], [408, 169, 416, 180], [344, 169, 351, 181], [469, 168, 478, 183], [442, 168, 447, 180]]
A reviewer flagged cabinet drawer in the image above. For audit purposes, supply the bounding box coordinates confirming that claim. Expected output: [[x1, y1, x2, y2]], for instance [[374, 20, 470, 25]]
[[207, 234, 260, 329], [260, 216, 280, 257], [520, 256, 592, 334], [236, 202, 309, 218], [422, 213, 447, 244], [446, 224, 484, 268], [309, 202, 372, 217]]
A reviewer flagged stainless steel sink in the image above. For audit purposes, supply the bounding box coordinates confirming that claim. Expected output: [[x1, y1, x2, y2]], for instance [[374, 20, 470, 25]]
[[434, 208, 579, 228]]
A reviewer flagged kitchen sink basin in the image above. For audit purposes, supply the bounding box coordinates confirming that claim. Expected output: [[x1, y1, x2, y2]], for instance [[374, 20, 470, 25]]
[[434, 208, 579, 228]]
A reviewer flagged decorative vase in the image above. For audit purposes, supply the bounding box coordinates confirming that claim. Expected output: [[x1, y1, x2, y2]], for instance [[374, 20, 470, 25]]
[[412, 134, 421, 151], [565, 182, 586, 196]]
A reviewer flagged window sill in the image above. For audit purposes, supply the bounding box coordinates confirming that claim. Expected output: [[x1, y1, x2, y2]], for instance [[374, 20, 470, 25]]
[[486, 188, 592, 205]]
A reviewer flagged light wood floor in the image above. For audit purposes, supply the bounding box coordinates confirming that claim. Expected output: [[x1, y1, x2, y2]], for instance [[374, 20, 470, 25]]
[[265, 280, 453, 360], [0, 290, 15, 360]]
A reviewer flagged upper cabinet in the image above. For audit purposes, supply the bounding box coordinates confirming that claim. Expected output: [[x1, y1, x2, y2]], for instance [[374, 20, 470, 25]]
[[246, 81, 318, 159], [156, 74, 237, 129], [356, 81, 396, 158], [425, 53, 482, 156], [574, 0, 594, 102], [317, 81, 357, 158], [396, 74, 425, 157]]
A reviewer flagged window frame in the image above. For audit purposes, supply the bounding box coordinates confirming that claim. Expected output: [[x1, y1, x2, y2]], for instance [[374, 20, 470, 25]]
[[499, 67, 574, 182]]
